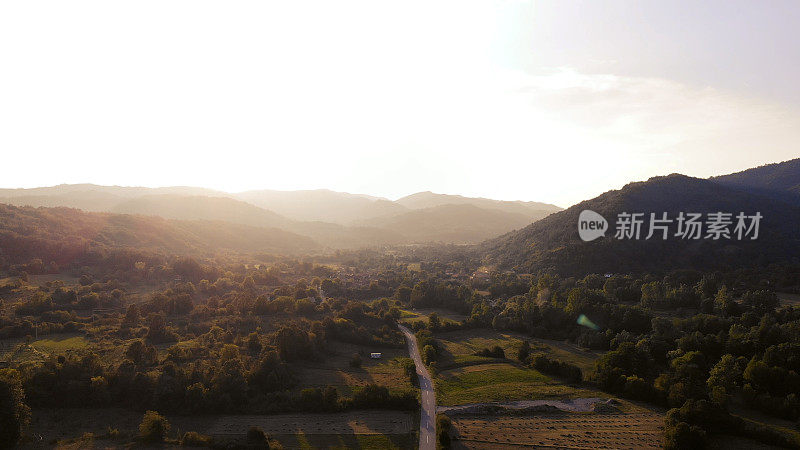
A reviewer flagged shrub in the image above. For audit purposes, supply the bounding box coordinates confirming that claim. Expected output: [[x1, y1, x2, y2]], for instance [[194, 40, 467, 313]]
[[349, 353, 362, 368], [181, 431, 213, 447], [300, 388, 324, 411], [664, 421, 706, 450], [475, 346, 505, 358], [322, 385, 340, 412], [139, 410, 170, 442], [399, 357, 418, 386], [350, 384, 419, 410], [436, 414, 452, 449], [422, 345, 438, 364], [246, 426, 269, 446], [532, 355, 582, 383]]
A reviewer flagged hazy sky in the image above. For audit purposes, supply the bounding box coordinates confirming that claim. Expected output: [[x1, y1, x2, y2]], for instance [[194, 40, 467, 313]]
[[1, 0, 799, 207]]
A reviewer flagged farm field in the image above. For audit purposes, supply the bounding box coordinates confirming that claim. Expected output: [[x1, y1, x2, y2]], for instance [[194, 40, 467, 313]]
[[434, 328, 599, 372], [436, 362, 603, 406], [294, 341, 415, 396], [432, 328, 604, 405], [447, 410, 665, 449]]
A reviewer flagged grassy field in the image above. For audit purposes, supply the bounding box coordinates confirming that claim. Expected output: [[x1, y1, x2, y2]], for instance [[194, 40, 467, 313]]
[[30, 335, 89, 353], [435, 328, 600, 372], [1, 333, 90, 363], [436, 362, 602, 406], [727, 405, 800, 448], [294, 340, 415, 396], [399, 308, 467, 327], [433, 328, 605, 406]]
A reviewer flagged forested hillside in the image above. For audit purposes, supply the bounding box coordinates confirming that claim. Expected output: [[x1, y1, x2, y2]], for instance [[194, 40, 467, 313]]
[[711, 158, 800, 203], [0, 204, 318, 267], [484, 174, 800, 275]]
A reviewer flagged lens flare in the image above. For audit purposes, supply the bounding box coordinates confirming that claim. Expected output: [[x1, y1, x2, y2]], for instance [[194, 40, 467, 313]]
[[577, 314, 600, 331]]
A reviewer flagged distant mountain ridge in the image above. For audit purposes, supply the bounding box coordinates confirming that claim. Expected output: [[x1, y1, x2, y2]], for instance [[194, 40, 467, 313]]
[[0, 184, 559, 247], [234, 189, 406, 224], [396, 191, 561, 218], [111, 194, 292, 228]]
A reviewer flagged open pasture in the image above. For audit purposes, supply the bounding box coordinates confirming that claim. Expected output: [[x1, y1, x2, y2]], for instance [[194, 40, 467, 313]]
[[399, 308, 468, 327], [435, 362, 602, 406], [294, 340, 414, 396], [434, 328, 599, 372]]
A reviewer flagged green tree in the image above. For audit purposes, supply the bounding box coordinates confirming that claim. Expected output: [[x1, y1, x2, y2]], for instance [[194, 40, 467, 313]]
[[714, 286, 736, 316], [436, 414, 452, 449], [394, 285, 412, 303], [517, 340, 531, 362], [428, 313, 442, 331], [0, 369, 31, 449], [422, 345, 437, 365], [139, 410, 170, 442], [664, 421, 706, 450], [322, 385, 339, 411], [707, 354, 740, 393], [122, 303, 139, 328]]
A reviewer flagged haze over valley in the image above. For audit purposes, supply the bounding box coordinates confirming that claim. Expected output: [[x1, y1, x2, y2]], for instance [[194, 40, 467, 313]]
[[0, 185, 562, 249], [3, 1, 800, 448]]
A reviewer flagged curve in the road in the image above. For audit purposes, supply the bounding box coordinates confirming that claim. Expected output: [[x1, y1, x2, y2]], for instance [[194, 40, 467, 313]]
[[398, 323, 436, 450]]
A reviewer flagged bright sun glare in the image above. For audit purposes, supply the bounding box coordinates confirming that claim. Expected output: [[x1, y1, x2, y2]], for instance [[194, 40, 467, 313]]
[[1, 1, 799, 206]]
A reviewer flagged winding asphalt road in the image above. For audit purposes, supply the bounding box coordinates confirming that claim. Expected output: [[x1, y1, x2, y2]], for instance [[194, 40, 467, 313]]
[[398, 323, 436, 450]]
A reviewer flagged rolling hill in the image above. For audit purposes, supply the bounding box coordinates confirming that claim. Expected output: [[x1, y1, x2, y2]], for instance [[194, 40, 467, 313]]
[[360, 204, 537, 244], [396, 191, 561, 219], [111, 195, 293, 229], [0, 203, 319, 265], [234, 189, 407, 224], [484, 173, 800, 275]]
